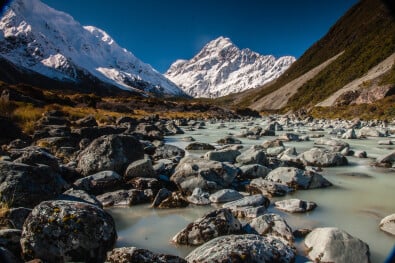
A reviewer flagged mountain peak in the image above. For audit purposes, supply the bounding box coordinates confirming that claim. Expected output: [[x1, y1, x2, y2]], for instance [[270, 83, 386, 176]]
[[165, 37, 296, 98], [0, 0, 185, 96]]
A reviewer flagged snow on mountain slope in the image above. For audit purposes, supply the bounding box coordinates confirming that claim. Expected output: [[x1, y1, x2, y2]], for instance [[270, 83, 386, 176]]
[[165, 37, 295, 98], [0, 0, 184, 96]]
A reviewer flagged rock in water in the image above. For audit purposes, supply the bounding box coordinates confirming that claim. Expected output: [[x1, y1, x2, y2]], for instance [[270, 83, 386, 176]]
[[77, 134, 144, 176], [107, 247, 186, 263], [172, 208, 242, 245], [379, 214, 395, 236], [20, 200, 117, 262], [185, 234, 295, 263], [304, 227, 370, 263], [299, 147, 348, 167], [274, 198, 317, 213]]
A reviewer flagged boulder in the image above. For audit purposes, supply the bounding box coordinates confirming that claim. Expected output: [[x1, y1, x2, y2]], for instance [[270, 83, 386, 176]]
[[239, 164, 271, 180], [209, 189, 244, 203], [13, 146, 60, 172], [181, 136, 195, 142], [106, 247, 186, 263], [246, 213, 294, 245], [236, 145, 267, 165], [274, 198, 317, 213], [77, 134, 144, 176], [378, 140, 393, 145], [20, 200, 117, 262], [185, 142, 215, 150], [170, 157, 238, 194], [278, 133, 300, 141], [74, 126, 126, 141], [96, 189, 151, 207], [314, 138, 349, 152], [342, 129, 357, 139], [151, 188, 172, 207], [299, 147, 348, 167], [185, 234, 295, 263], [304, 227, 370, 263], [157, 191, 189, 209], [165, 122, 184, 135], [248, 178, 292, 197], [0, 207, 32, 230], [153, 144, 185, 161], [124, 158, 157, 179], [266, 167, 332, 190], [216, 136, 242, 145], [375, 151, 395, 167], [57, 189, 102, 208], [357, 126, 385, 137], [186, 188, 210, 205], [223, 194, 270, 219], [0, 161, 67, 208], [74, 115, 98, 127], [0, 229, 21, 257], [73, 170, 123, 195], [204, 148, 241, 163], [172, 208, 242, 245], [379, 214, 395, 236]]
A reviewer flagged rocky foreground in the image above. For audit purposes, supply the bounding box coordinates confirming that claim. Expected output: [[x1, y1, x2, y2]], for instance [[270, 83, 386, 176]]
[[0, 111, 395, 262]]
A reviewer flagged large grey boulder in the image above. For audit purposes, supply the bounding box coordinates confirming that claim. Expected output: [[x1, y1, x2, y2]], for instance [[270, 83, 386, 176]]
[[357, 126, 385, 137], [106, 247, 186, 263], [379, 214, 395, 236], [266, 167, 332, 190], [13, 146, 60, 171], [185, 142, 215, 150], [172, 208, 242, 245], [274, 198, 317, 213], [186, 188, 210, 205], [209, 189, 244, 203], [304, 227, 370, 263], [57, 189, 103, 208], [239, 164, 271, 180], [73, 170, 123, 195], [77, 134, 144, 176], [375, 151, 395, 167], [124, 158, 157, 179], [185, 234, 295, 263], [299, 147, 348, 167], [153, 144, 185, 160], [246, 213, 294, 245], [204, 148, 241, 163], [97, 189, 151, 207], [170, 157, 238, 194], [236, 145, 267, 165], [223, 194, 270, 219], [248, 178, 292, 197], [21, 200, 117, 262], [314, 138, 349, 152], [0, 161, 67, 208]]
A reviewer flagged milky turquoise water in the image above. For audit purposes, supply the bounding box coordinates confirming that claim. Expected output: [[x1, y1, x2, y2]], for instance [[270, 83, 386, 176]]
[[108, 120, 395, 262]]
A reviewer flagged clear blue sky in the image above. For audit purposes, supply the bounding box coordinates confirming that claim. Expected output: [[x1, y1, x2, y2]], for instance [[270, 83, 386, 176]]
[[42, 0, 358, 73]]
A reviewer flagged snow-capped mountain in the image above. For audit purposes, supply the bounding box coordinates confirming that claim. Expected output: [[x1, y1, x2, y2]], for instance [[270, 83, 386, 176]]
[[165, 37, 295, 98], [0, 0, 185, 96]]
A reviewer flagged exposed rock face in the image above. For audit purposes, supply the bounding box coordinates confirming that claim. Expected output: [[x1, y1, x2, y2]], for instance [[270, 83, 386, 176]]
[[304, 227, 370, 263], [236, 145, 267, 165], [248, 178, 292, 197], [153, 144, 185, 160], [274, 198, 317, 213], [77, 134, 144, 176], [265, 167, 332, 190], [96, 189, 151, 207], [209, 189, 244, 203], [357, 127, 386, 137], [223, 194, 270, 219], [106, 247, 186, 263], [170, 157, 238, 194], [20, 200, 117, 262], [124, 158, 157, 179], [172, 208, 242, 245], [204, 148, 241, 163], [0, 161, 67, 208], [379, 214, 395, 236], [299, 147, 348, 167], [185, 234, 295, 263]]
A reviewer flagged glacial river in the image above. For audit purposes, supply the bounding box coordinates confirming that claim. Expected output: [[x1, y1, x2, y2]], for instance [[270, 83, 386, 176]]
[[109, 120, 395, 262]]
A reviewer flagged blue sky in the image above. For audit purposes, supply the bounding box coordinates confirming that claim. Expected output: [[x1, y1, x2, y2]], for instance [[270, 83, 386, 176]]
[[42, 0, 358, 73]]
